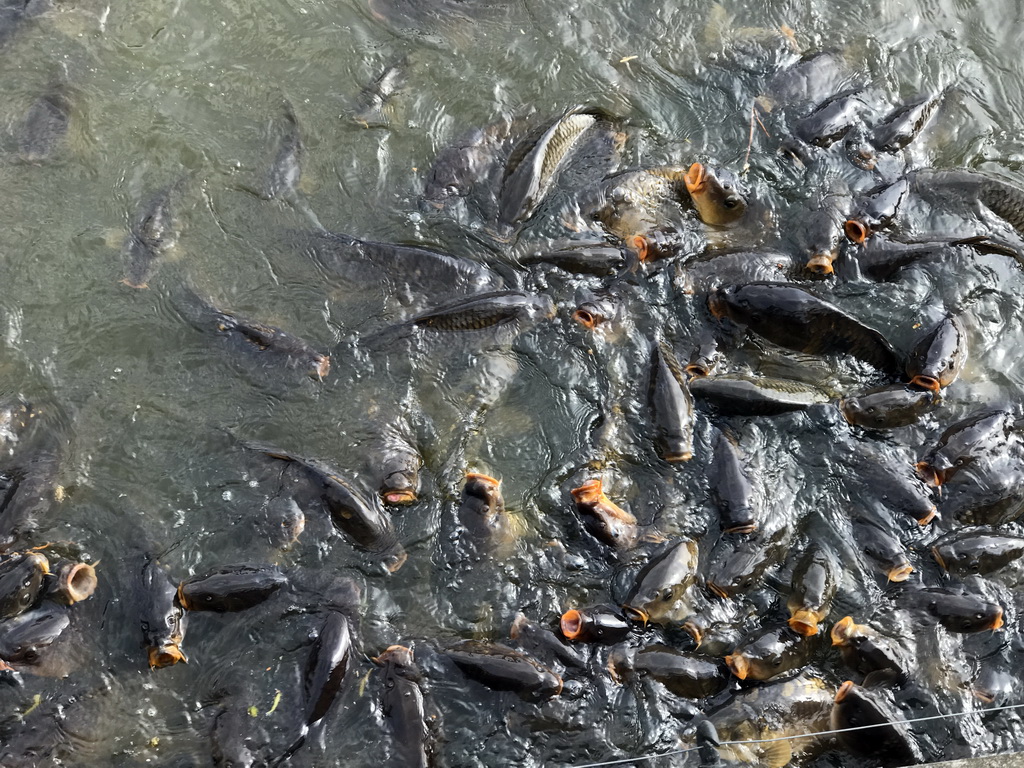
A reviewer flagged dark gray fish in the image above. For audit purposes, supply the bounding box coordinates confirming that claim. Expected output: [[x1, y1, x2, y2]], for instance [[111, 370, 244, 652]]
[[559, 605, 630, 644], [708, 282, 902, 374], [509, 613, 586, 670], [443, 640, 562, 702], [376, 645, 438, 768], [787, 546, 839, 636], [521, 242, 628, 277], [831, 681, 924, 767], [121, 182, 181, 289], [622, 539, 699, 624], [758, 50, 850, 112], [846, 91, 945, 170], [690, 374, 831, 415], [709, 430, 757, 534], [138, 557, 188, 668], [572, 288, 620, 330], [649, 340, 694, 462], [830, 616, 911, 682], [263, 98, 303, 200], [906, 314, 967, 392], [844, 178, 909, 244], [421, 118, 514, 215], [0, 551, 48, 618], [932, 529, 1024, 576], [706, 526, 788, 599], [458, 472, 512, 556], [15, 75, 71, 163], [840, 385, 937, 430], [849, 509, 913, 582], [211, 706, 257, 768], [726, 624, 816, 682], [908, 587, 1004, 632], [351, 58, 405, 129], [795, 186, 852, 275], [916, 408, 1017, 487], [0, 0, 47, 49], [0, 605, 69, 664], [406, 290, 554, 333], [177, 564, 287, 612], [841, 442, 937, 525], [0, 443, 62, 553], [306, 231, 502, 297], [497, 107, 597, 233], [624, 645, 728, 698], [368, 425, 421, 505], [569, 478, 639, 550], [304, 610, 353, 727], [251, 445, 406, 571], [258, 493, 306, 549]]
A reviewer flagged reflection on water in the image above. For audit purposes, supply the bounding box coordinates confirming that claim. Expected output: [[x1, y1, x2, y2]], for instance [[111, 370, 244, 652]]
[[1, 0, 1024, 765]]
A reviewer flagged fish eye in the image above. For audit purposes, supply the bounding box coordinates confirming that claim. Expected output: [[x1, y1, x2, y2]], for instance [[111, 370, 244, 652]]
[[723, 198, 737, 209], [660, 588, 674, 601]]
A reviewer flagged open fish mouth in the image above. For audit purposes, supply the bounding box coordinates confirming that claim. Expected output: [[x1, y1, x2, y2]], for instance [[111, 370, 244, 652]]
[[684, 162, 707, 195], [844, 218, 870, 243], [909, 374, 941, 392]]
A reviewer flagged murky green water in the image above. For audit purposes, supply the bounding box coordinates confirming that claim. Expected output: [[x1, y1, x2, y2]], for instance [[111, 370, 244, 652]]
[[1, 0, 1024, 765]]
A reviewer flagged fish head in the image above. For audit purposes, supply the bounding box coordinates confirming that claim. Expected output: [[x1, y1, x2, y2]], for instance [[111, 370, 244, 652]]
[[684, 163, 748, 226]]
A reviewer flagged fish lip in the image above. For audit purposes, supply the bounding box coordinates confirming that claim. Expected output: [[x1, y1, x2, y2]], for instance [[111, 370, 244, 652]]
[[681, 621, 703, 647], [148, 644, 186, 669], [382, 489, 417, 505], [909, 374, 941, 392], [384, 548, 409, 573], [916, 506, 938, 526], [887, 564, 914, 582], [844, 219, 870, 244], [628, 234, 649, 262], [664, 450, 693, 463], [570, 479, 603, 505], [835, 679, 856, 703], [932, 546, 948, 572], [572, 308, 600, 330], [722, 522, 757, 535], [915, 461, 944, 487], [684, 162, 706, 195], [973, 687, 997, 704], [830, 616, 856, 646], [990, 609, 1004, 631], [707, 290, 728, 320], [838, 398, 857, 425], [805, 253, 835, 275], [176, 582, 191, 612], [59, 562, 98, 604], [707, 580, 730, 600], [787, 611, 820, 637], [466, 472, 501, 488], [622, 605, 649, 625], [312, 355, 331, 381], [725, 653, 748, 680], [685, 362, 711, 378], [560, 609, 585, 640]]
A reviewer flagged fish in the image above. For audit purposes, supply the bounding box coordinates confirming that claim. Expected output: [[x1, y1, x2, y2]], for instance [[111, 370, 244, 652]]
[[683, 163, 748, 226], [844, 178, 909, 244], [709, 430, 758, 534], [509, 613, 586, 670], [840, 385, 938, 430], [251, 445, 406, 571], [910, 587, 1004, 632], [15, 72, 71, 163], [497, 107, 598, 233], [421, 118, 514, 215], [909, 169, 1024, 239], [849, 509, 914, 582], [0, 605, 70, 664], [376, 645, 437, 768], [569, 478, 639, 549], [458, 472, 513, 556], [572, 290, 619, 330], [138, 557, 188, 668], [0, 443, 62, 553], [211, 706, 257, 768], [787, 546, 839, 636], [916, 408, 1017, 487], [444, 640, 562, 701], [906, 315, 967, 392], [521, 242, 628, 276], [685, 334, 722, 378], [43, 558, 97, 605], [709, 671, 834, 768], [786, 88, 866, 159], [210, 308, 331, 381], [263, 98, 303, 200], [559, 606, 630, 644], [846, 91, 944, 170], [831, 680, 924, 767], [758, 50, 851, 113], [938, 451, 1024, 525], [649, 340, 695, 462], [369, 428, 422, 506], [304, 610, 353, 728], [932, 529, 1024, 575], [177, 564, 287, 612], [407, 291, 555, 333], [584, 166, 691, 241], [726, 624, 817, 682], [708, 282, 902, 374], [306, 231, 502, 298], [121, 181, 182, 289], [706, 526, 788, 599], [795, 186, 852, 275], [350, 58, 405, 129], [626, 645, 728, 698], [0, 551, 48, 619], [830, 616, 911, 682], [629, 227, 702, 262], [622, 538, 699, 624], [690, 374, 831, 415], [257, 493, 306, 549], [841, 443, 937, 525]]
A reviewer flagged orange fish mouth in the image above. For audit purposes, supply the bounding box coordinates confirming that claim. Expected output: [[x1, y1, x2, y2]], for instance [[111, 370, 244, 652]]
[[788, 610, 820, 637], [312, 355, 331, 381], [830, 616, 858, 646], [681, 621, 703, 647], [707, 291, 728, 320], [805, 253, 835, 275], [835, 679, 856, 703], [725, 653, 749, 680], [722, 522, 757, 535], [148, 644, 186, 669], [916, 506, 938, 526], [844, 219, 870, 244], [990, 609, 1004, 631], [628, 234, 649, 262], [383, 489, 417, 505], [684, 162, 707, 195], [466, 472, 501, 488], [622, 606, 649, 625], [570, 479, 604, 506], [910, 374, 941, 392], [707, 580, 730, 600], [915, 461, 944, 487], [560, 609, 585, 640], [59, 562, 98, 604], [572, 308, 601, 329], [887, 564, 914, 582]]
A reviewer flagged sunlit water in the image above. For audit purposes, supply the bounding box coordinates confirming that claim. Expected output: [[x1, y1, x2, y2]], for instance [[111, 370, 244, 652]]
[[0, 0, 1023, 765]]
